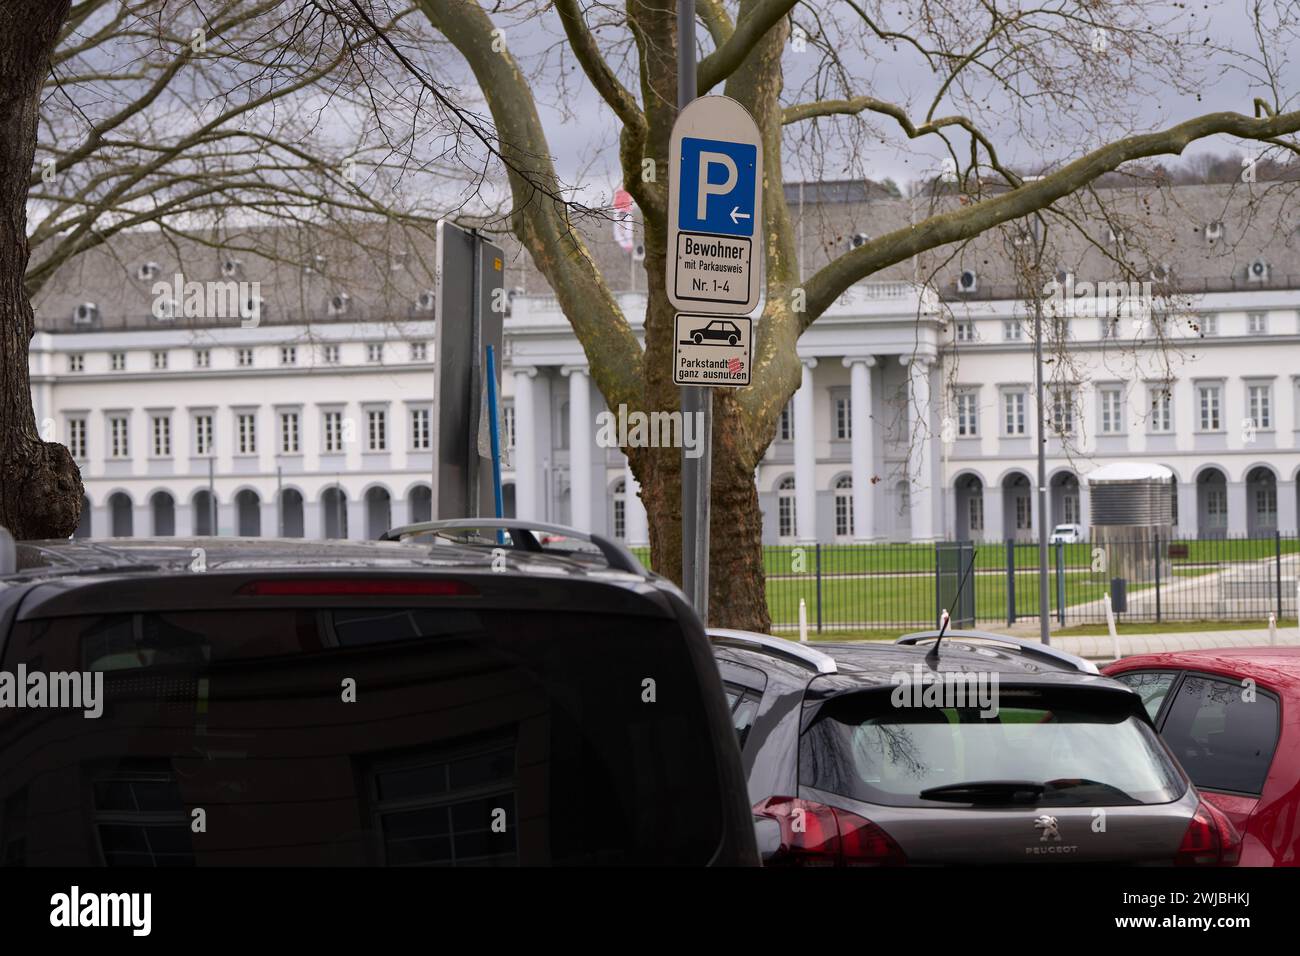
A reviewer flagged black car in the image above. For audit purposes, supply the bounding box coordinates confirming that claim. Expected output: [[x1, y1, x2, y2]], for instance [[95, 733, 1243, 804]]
[[710, 628, 1240, 866], [0, 521, 757, 866]]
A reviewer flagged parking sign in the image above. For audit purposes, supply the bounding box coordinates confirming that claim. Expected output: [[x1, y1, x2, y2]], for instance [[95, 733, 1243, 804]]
[[667, 96, 764, 314], [673, 313, 752, 387]]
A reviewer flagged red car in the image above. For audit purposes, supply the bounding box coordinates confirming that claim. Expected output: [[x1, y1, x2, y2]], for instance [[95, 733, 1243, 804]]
[[1104, 648, 1300, 866]]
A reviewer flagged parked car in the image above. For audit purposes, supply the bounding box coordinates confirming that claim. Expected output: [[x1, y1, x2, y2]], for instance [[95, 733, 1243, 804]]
[[1104, 647, 1300, 866], [710, 627, 1240, 866], [0, 521, 757, 866], [1049, 523, 1084, 544]]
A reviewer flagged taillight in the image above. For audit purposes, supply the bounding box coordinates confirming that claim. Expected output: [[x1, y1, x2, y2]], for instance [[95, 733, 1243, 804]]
[[754, 796, 906, 867], [1175, 801, 1241, 866], [237, 578, 477, 597]]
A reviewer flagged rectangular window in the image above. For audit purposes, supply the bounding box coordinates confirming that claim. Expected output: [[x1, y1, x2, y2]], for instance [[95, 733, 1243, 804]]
[[323, 411, 344, 453], [1200, 313, 1218, 337], [778, 493, 795, 538], [1051, 389, 1075, 436], [280, 412, 300, 454], [1207, 488, 1227, 528], [954, 319, 975, 342], [1015, 496, 1031, 530], [410, 341, 428, 361], [1003, 391, 1026, 436], [1148, 386, 1173, 433], [151, 350, 168, 370], [237, 348, 254, 368], [108, 415, 129, 459], [367, 343, 383, 364], [1002, 319, 1023, 341], [280, 346, 297, 366], [503, 404, 516, 449], [150, 415, 171, 457], [969, 494, 984, 532], [193, 414, 213, 456], [955, 392, 978, 437], [1248, 384, 1272, 429], [1247, 312, 1268, 334], [834, 489, 853, 538], [194, 349, 210, 369], [1256, 486, 1277, 522], [834, 396, 852, 440], [68, 353, 84, 373], [67, 417, 87, 459], [410, 408, 431, 451], [236, 413, 256, 455], [110, 352, 126, 371], [367, 409, 387, 452], [1198, 384, 1222, 431], [1100, 388, 1124, 434], [778, 404, 793, 442], [323, 344, 340, 365]]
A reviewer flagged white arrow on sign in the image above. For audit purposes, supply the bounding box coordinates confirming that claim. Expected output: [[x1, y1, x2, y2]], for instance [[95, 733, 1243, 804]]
[[729, 207, 751, 224]]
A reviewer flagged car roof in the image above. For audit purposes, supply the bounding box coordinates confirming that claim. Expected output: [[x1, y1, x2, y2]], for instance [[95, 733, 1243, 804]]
[[3, 536, 652, 588], [1105, 646, 1300, 691], [711, 630, 1125, 691]]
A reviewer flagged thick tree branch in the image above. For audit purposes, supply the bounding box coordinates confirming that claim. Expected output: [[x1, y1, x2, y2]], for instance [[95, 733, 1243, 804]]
[[416, 0, 644, 410], [801, 108, 1300, 331], [697, 0, 796, 95]]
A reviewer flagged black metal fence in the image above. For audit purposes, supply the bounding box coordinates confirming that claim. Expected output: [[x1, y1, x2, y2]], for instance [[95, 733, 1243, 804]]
[[759, 533, 1300, 634]]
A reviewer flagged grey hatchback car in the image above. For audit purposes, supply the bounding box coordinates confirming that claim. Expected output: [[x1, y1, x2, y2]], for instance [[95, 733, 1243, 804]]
[[711, 628, 1241, 866]]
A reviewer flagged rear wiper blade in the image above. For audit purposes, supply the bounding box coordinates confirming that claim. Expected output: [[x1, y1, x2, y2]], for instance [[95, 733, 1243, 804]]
[[919, 780, 1046, 804]]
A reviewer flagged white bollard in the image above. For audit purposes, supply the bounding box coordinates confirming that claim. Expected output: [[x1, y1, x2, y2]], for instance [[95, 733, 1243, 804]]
[[798, 598, 808, 644], [1104, 592, 1120, 661], [1269, 613, 1277, 646]]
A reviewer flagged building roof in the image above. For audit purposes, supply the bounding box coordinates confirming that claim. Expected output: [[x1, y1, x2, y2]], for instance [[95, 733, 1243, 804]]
[[29, 180, 1300, 334]]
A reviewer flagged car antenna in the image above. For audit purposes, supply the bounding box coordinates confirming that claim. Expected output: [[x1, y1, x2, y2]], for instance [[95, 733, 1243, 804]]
[[929, 548, 977, 660]]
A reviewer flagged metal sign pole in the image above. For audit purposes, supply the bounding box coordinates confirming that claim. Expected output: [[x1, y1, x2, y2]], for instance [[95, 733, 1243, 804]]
[[677, 0, 711, 623]]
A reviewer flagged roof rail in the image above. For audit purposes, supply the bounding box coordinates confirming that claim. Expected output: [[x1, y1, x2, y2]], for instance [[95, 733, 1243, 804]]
[[380, 519, 648, 577], [708, 628, 838, 675], [896, 629, 1099, 675], [0, 527, 15, 575]]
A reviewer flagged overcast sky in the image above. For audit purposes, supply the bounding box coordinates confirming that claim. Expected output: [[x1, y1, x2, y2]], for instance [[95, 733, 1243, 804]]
[[473, 1, 1300, 209]]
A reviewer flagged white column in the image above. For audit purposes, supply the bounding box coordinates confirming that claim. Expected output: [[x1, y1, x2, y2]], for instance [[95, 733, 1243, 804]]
[[1177, 480, 1197, 535], [564, 366, 592, 532], [1078, 479, 1092, 536], [1278, 481, 1297, 535], [624, 456, 649, 546], [1228, 480, 1249, 537], [843, 356, 876, 541], [793, 357, 818, 542], [903, 355, 936, 541], [511, 366, 539, 520]]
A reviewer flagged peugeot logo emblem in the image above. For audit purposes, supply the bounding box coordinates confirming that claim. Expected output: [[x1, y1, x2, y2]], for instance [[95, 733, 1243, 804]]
[[1034, 814, 1061, 842]]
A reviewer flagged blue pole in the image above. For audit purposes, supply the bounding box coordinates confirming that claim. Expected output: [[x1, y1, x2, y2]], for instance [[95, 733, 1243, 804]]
[[485, 345, 505, 522]]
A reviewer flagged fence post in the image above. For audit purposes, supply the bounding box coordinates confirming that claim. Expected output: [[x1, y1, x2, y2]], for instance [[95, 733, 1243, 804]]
[[1154, 530, 1162, 624], [1055, 540, 1065, 625], [815, 543, 823, 633], [935, 542, 942, 629], [1006, 538, 1016, 625], [1276, 531, 1283, 623]]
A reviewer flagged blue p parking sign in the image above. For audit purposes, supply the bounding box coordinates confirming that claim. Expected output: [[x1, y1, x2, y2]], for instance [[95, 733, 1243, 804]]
[[666, 96, 763, 314], [677, 137, 758, 238]]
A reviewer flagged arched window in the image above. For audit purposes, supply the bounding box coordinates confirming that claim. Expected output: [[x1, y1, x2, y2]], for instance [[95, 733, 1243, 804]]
[[777, 476, 796, 539], [834, 475, 853, 538]]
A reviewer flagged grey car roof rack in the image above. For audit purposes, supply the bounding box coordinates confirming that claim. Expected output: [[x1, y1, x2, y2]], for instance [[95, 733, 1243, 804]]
[[896, 629, 1099, 675], [708, 628, 838, 675], [380, 519, 648, 577]]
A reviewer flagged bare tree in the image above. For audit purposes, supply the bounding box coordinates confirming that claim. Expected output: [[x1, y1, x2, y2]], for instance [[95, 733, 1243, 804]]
[[410, 0, 1300, 631]]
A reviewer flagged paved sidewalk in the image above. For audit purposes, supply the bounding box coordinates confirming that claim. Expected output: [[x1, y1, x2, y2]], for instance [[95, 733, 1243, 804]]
[[1047, 627, 1300, 662]]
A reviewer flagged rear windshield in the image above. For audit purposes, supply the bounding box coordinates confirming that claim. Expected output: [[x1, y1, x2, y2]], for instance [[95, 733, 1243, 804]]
[[0, 608, 722, 866], [801, 689, 1186, 808]]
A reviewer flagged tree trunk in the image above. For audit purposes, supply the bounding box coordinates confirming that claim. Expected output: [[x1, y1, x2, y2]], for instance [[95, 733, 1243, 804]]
[[0, 0, 82, 540]]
